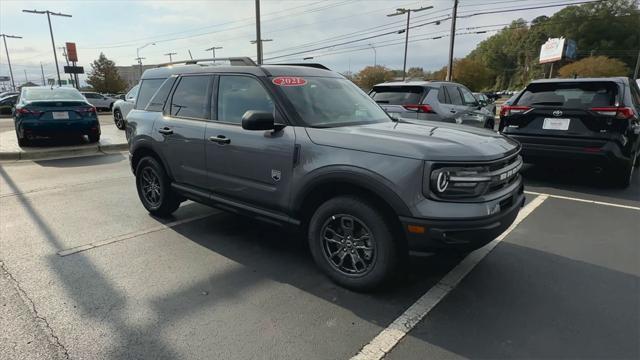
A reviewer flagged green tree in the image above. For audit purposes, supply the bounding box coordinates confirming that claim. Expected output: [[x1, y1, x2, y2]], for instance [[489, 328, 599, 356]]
[[407, 67, 425, 79], [558, 56, 629, 78], [354, 65, 394, 91], [86, 53, 127, 94], [451, 58, 493, 91]]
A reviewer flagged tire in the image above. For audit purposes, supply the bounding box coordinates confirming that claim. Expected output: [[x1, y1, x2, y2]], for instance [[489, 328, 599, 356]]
[[88, 134, 100, 143], [16, 131, 28, 147], [308, 195, 399, 291], [135, 156, 181, 217], [114, 109, 125, 130]]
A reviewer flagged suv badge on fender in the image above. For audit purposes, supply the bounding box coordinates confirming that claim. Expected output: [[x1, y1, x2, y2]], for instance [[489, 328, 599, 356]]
[[271, 169, 281, 182]]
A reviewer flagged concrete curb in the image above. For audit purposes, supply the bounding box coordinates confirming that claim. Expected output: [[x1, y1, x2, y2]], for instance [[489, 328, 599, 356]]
[[0, 142, 128, 161]]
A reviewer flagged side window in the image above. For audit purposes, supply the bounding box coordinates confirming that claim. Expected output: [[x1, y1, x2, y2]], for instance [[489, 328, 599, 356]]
[[630, 82, 640, 108], [459, 87, 477, 106], [146, 77, 177, 112], [169, 75, 211, 119], [445, 85, 463, 105], [217, 75, 275, 125], [135, 79, 165, 110], [126, 85, 139, 100], [83, 93, 94, 98], [437, 88, 448, 103]]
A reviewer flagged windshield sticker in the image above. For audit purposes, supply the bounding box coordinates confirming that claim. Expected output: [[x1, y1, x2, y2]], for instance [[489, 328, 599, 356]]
[[272, 77, 307, 87]]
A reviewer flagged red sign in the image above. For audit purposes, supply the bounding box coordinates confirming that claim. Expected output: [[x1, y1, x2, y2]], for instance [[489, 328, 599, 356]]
[[272, 76, 307, 87], [66, 42, 78, 62]]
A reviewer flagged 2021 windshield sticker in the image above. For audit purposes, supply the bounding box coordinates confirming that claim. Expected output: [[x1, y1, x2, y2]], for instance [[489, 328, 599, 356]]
[[272, 77, 307, 86]]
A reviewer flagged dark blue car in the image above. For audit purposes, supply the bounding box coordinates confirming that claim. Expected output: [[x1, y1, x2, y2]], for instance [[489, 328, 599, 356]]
[[14, 86, 100, 147]]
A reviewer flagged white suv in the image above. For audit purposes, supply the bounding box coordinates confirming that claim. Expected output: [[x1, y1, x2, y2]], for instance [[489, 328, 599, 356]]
[[112, 85, 139, 130], [82, 92, 115, 111]]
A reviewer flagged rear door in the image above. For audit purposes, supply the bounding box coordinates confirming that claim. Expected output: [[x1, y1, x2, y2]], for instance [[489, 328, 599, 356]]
[[441, 85, 465, 122], [370, 85, 426, 120], [503, 81, 625, 142], [458, 85, 491, 128], [204, 74, 295, 213], [154, 75, 211, 189]]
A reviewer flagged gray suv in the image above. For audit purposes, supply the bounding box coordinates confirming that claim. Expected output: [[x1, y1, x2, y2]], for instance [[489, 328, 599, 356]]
[[370, 81, 496, 129], [127, 58, 524, 290]]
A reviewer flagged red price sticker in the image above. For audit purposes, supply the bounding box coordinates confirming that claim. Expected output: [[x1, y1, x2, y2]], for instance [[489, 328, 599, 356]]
[[272, 76, 307, 86]]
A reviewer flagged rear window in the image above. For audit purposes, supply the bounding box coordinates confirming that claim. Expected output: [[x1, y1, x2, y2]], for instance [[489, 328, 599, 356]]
[[23, 87, 84, 101], [371, 86, 427, 105], [517, 82, 618, 108], [135, 78, 165, 110]]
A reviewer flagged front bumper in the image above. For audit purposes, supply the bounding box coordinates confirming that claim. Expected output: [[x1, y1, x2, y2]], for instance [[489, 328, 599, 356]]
[[401, 185, 525, 252], [507, 134, 630, 168]]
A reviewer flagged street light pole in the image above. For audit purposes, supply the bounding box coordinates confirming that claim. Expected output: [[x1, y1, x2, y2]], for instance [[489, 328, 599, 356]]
[[387, 5, 433, 81], [446, 0, 459, 81], [22, 9, 72, 86], [0, 34, 21, 91], [135, 42, 155, 76], [368, 43, 377, 66], [164, 52, 177, 62]]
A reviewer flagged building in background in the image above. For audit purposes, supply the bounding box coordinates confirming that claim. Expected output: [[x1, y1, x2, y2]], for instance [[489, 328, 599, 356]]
[[116, 65, 155, 89]]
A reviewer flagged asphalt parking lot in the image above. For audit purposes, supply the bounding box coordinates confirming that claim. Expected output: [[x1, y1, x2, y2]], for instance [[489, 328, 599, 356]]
[[1, 153, 638, 359]]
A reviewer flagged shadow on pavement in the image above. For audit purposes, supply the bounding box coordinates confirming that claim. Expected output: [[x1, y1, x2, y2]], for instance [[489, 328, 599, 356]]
[[521, 163, 640, 204], [388, 241, 639, 360], [34, 152, 127, 168]]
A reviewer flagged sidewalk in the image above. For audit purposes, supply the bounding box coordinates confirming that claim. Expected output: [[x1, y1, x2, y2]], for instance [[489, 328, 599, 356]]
[[0, 124, 127, 161]]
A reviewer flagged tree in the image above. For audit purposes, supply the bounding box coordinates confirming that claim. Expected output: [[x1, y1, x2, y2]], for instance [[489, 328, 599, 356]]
[[86, 53, 127, 94], [558, 56, 629, 78], [451, 58, 493, 91], [354, 66, 394, 91], [407, 67, 425, 79]]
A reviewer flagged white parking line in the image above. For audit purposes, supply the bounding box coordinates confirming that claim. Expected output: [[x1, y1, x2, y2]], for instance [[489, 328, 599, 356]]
[[351, 194, 549, 360], [57, 211, 218, 256], [524, 190, 640, 211]]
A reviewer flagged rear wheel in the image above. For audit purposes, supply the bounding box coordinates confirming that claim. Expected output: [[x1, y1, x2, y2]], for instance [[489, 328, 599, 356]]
[[308, 196, 399, 291], [135, 156, 181, 217], [611, 154, 636, 188], [16, 130, 28, 147], [88, 134, 100, 143], [114, 109, 125, 129]]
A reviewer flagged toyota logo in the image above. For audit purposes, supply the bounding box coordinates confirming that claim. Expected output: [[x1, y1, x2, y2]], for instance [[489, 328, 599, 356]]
[[553, 110, 563, 117], [436, 171, 450, 193]]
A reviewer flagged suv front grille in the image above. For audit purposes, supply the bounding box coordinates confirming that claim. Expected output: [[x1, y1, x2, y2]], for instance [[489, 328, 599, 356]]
[[429, 152, 523, 200]]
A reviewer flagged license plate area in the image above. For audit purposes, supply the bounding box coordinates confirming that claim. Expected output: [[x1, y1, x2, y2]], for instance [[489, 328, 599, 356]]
[[543, 118, 570, 130], [52, 111, 69, 120]]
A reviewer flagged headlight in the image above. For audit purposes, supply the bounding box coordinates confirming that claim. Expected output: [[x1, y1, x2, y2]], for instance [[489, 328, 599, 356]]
[[426, 165, 491, 199]]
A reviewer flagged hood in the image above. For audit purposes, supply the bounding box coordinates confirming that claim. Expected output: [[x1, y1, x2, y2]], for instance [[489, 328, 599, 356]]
[[305, 121, 519, 161]]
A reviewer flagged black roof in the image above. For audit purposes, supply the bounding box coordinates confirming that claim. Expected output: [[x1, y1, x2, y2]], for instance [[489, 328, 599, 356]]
[[140, 59, 340, 80]]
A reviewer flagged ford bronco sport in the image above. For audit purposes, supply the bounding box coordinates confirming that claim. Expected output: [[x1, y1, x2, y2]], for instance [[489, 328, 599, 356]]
[[127, 58, 524, 290]]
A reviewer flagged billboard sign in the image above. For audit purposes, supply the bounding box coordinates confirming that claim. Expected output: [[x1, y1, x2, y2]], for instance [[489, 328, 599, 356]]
[[64, 66, 84, 74], [66, 42, 78, 62], [0, 76, 10, 82], [539, 38, 565, 64]]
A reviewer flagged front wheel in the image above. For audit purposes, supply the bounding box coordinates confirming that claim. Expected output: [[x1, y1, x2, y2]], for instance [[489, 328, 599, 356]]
[[114, 109, 125, 130], [135, 156, 181, 217], [308, 196, 399, 291]]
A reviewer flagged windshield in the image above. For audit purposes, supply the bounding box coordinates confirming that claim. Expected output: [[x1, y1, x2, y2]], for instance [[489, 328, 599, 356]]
[[516, 82, 618, 108], [370, 86, 427, 105], [276, 77, 391, 128], [22, 87, 85, 101]]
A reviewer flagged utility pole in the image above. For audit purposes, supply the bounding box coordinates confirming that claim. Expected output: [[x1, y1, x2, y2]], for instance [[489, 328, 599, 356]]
[[204, 46, 222, 61], [446, 0, 459, 81], [40, 62, 45, 85], [255, 0, 262, 64], [0, 33, 21, 91], [24, 69, 28, 83], [22, 9, 72, 86], [164, 52, 177, 62], [387, 5, 433, 81], [634, 47, 640, 80], [188, 50, 193, 60], [251, 39, 272, 64], [135, 42, 155, 77]]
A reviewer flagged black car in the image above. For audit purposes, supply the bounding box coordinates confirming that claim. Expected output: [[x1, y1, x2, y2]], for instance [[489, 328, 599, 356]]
[[369, 81, 495, 129], [500, 77, 640, 187]]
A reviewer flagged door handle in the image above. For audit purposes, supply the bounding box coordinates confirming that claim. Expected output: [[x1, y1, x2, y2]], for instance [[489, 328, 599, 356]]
[[450, 110, 457, 114], [158, 127, 173, 135], [209, 135, 231, 145]]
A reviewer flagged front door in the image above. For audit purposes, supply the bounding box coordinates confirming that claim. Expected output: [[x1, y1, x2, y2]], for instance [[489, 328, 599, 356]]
[[154, 74, 212, 189], [205, 74, 295, 213]]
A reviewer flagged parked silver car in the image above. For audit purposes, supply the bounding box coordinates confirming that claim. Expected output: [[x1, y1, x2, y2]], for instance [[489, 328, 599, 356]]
[[112, 85, 139, 130], [81, 92, 115, 111]]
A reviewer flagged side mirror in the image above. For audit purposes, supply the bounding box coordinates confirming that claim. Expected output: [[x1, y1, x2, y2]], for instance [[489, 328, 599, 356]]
[[242, 110, 276, 131]]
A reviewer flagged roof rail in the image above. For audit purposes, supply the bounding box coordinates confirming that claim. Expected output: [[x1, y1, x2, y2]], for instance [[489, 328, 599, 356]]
[[267, 63, 331, 71], [156, 57, 257, 67]]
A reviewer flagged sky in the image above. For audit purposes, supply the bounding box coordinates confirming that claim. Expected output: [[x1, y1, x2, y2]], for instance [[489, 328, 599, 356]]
[[0, 0, 588, 87]]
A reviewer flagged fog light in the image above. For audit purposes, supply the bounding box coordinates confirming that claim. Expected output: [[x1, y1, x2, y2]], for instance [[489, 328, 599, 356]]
[[407, 225, 425, 234]]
